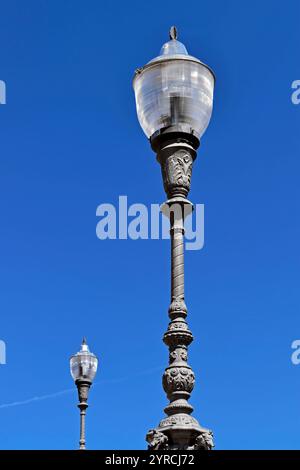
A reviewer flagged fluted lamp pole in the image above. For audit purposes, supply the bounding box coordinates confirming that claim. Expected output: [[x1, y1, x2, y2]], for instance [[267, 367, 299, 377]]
[[70, 338, 98, 450], [133, 27, 215, 450]]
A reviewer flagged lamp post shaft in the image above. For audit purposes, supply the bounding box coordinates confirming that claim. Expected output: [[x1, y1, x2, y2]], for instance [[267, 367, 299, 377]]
[[171, 215, 185, 304], [76, 380, 91, 451], [146, 135, 214, 450], [79, 405, 87, 450]]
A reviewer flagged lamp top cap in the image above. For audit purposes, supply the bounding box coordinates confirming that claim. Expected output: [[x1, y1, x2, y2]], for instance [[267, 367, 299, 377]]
[[81, 337, 89, 353], [133, 26, 215, 86], [159, 26, 188, 58], [70, 337, 95, 357]]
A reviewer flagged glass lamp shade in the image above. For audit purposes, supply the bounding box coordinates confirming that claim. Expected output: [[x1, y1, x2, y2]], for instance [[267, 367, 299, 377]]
[[70, 339, 98, 383], [133, 31, 215, 140]]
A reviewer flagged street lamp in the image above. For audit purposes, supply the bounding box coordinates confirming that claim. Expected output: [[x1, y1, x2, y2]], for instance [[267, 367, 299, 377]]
[[133, 27, 215, 450], [70, 338, 98, 450]]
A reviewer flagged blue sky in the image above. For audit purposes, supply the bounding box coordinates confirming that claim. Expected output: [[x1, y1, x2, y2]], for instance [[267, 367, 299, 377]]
[[0, 0, 300, 450]]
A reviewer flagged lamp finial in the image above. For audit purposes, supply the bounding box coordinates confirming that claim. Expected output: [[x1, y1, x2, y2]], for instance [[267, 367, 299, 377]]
[[169, 26, 178, 40]]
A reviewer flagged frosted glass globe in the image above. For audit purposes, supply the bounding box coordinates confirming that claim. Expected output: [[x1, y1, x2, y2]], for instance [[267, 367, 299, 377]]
[[133, 35, 215, 140], [70, 339, 98, 383]]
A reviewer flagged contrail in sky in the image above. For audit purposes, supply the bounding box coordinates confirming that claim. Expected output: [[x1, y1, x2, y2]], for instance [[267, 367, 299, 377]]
[[0, 365, 163, 410], [0, 388, 74, 409]]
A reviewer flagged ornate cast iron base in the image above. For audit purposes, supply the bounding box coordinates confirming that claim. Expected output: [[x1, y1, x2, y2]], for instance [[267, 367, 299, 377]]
[[146, 427, 214, 451]]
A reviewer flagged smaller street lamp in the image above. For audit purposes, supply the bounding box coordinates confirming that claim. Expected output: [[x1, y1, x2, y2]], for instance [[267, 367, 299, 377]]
[[70, 338, 98, 450]]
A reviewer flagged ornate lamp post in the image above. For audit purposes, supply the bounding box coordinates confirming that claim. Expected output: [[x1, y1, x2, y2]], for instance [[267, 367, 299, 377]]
[[133, 27, 215, 450], [70, 338, 98, 450]]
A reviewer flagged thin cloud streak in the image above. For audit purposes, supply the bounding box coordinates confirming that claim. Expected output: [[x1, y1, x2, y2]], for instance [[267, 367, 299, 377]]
[[0, 365, 163, 410], [0, 388, 74, 409]]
